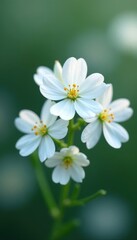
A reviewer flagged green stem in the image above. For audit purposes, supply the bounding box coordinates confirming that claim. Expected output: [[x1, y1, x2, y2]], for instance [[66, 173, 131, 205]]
[[53, 138, 67, 148], [63, 189, 107, 207], [60, 119, 75, 211], [72, 118, 86, 130], [32, 153, 60, 219], [71, 184, 81, 200], [67, 119, 74, 146], [60, 182, 71, 207], [50, 219, 80, 240], [49, 119, 76, 240], [80, 189, 107, 204], [49, 184, 70, 240]]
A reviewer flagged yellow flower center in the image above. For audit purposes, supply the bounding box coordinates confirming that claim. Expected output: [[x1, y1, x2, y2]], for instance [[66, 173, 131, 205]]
[[99, 109, 114, 123], [32, 120, 47, 136], [64, 84, 79, 100], [63, 156, 73, 169]]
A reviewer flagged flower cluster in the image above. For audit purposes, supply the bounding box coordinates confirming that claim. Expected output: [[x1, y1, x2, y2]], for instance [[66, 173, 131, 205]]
[[15, 57, 133, 185]]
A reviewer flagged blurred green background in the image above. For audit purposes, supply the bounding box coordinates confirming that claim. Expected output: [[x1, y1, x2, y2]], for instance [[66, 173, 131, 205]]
[[0, 0, 137, 239]]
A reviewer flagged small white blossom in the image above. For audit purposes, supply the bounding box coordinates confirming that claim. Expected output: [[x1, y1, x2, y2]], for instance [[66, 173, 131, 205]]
[[34, 60, 62, 85], [15, 100, 69, 162], [45, 146, 90, 185], [38, 57, 106, 120], [81, 84, 133, 149]]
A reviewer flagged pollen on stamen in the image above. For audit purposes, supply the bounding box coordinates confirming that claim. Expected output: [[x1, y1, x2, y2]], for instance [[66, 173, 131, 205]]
[[31, 125, 36, 131], [101, 116, 105, 119], [64, 83, 79, 100], [99, 108, 115, 123], [31, 121, 47, 136]]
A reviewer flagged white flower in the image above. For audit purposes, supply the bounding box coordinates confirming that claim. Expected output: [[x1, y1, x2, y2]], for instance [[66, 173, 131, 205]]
[[39, 57, 106, 120], [81, 84, 133, 149], [15, 100, 69, 162], [34, 60, 62, 85], [45, 146, 90, 185]]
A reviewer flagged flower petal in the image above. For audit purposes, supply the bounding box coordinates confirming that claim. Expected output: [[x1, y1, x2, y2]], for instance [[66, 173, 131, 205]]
[[74, 98, 102, 119], [50, 99, 75, 120], [66, 146, 79, 155], [103, 122, 129, 148], [81, 120, 102, 149], [84, 116, 99, 123], [40, 100, 57, 127], [73, 153, 90, 166], [69, 164, 85, 182], [37, 66, 53, 76], [34, 66, 54, 85], [110, 122, 129, 142], [97, 84, 113, 107], [52, 166, 70, 185], [15, 134, 40, 149], [80, 73, 105, 98], [53, 61, 63, 81], [62, 57, 87, 85], [19, 136, 41, 156], [114, 107, 133, 122], [48, 119, 69, 139], [40, 74, 66, 100], [19, 110, 40, 125], [38, 135, 55, 161], [34, 74, 43, 86], [15, 118, 32, 133], [45, 153, 62, 167], [109, 99, 130, 113], [89, 83, 107, 99]]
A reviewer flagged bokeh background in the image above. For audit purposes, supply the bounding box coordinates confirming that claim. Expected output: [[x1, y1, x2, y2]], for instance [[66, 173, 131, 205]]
[[0, 0, 137, 239]]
